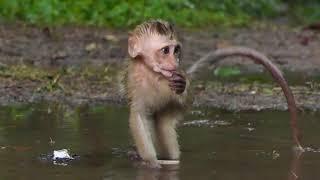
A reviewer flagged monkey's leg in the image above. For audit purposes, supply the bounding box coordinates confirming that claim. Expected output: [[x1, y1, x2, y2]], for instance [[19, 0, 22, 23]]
[[156, 112, 181, 160], [129, 111, 159, 167]]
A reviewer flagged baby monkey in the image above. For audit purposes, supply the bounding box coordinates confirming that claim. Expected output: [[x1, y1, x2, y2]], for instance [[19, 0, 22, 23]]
[[126, 20, 301, 168], [127, 20, 187, 168]]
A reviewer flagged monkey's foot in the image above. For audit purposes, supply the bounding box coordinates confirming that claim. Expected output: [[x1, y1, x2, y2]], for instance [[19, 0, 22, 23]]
[[127, 149, 142, 161], [141, 160, 162, 169], [127, 149, 161, 169], [131, 159, 162, 169]]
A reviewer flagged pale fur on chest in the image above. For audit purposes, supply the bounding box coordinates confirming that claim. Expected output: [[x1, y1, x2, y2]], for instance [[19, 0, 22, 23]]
[[127, 61, 180, 112]]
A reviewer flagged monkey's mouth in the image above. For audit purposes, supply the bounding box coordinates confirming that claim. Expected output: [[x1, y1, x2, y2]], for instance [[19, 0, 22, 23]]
[[152, 66, 174, 78], [159, 69, 173, 78]]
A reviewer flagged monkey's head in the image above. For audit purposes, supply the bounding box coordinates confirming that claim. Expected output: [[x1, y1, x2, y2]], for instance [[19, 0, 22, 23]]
[[128, 20, 182, 78]]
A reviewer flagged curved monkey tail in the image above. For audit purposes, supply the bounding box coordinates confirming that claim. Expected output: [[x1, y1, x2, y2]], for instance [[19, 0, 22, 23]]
[[187, 47, 302, 149]]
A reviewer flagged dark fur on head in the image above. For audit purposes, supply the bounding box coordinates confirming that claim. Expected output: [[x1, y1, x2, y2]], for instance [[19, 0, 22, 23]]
[[130, 19, 176, 40]]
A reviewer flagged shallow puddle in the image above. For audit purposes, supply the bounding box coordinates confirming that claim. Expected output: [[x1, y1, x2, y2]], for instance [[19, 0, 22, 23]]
[[0, 103, 319, 180]]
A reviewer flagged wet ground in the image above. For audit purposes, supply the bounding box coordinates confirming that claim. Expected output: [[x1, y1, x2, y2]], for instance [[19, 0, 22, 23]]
[[0, 23, 320, 110], [0, 103, 319, 179]]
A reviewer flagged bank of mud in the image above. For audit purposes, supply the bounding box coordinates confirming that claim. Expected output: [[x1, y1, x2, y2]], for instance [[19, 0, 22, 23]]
[[0, 23, 319, 111]]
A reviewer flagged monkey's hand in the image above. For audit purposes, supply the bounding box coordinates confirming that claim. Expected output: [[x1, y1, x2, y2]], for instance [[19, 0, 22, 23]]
[[169, 71, 186, 95]]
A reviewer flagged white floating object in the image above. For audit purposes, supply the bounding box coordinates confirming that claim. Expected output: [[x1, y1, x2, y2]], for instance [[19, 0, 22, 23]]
[[249, 90, 256, 95], [157, 160, 180, 165], [53, 149, 74, 160]]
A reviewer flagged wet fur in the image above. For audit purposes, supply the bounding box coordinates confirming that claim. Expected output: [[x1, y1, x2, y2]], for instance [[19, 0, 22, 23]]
[[125, 20, 188, 167], [126, 59, 187, 166]]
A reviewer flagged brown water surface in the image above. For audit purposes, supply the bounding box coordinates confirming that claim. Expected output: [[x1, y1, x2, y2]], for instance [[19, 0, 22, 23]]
[[0, 103, 319, 180]]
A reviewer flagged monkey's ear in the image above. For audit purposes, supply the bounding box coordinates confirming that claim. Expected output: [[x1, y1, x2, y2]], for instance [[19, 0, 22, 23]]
[[128, 35, 141, 58]]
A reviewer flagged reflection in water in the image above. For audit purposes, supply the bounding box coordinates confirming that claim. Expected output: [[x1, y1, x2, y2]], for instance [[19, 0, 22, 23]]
[[0, 103, 319, 180], [78, 105, 108, 166], [288, 149, 303, 180], [136, 168, 179, 180]]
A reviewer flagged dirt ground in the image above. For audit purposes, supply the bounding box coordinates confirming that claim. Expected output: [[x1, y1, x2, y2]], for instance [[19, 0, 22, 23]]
[[0, 23, 319, 111]]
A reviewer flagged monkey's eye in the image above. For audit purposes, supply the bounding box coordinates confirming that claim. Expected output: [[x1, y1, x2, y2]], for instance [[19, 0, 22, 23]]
[[174, 45, 181, 55], [161, 46, 170, 55]]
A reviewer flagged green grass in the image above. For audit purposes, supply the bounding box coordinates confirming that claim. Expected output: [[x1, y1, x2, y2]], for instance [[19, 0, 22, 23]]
[[0, 0, 318, 28], [291, 3, 320, 24]]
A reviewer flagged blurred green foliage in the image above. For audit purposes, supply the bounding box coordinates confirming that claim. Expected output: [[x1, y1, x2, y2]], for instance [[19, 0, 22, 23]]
[[0, 0, 318, 28], [214, 67, 241, 77], [290, 3, 320, 24]]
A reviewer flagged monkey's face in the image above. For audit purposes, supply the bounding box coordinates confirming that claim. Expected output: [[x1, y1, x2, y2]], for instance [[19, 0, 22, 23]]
[[154, 37, 181, 70], [142, 35, 182, 78], [128, 32, 182, 78]]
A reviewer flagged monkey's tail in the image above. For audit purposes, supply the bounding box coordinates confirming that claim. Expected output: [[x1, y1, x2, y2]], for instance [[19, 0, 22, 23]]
[[187, 47, 303, 149]]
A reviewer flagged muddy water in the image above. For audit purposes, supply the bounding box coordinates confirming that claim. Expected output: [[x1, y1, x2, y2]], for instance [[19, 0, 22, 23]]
[[0, 103, 319, 180]]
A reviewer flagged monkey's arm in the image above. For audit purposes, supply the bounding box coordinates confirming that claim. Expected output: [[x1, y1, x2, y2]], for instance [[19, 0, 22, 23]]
[[187, 47, 302, 148]]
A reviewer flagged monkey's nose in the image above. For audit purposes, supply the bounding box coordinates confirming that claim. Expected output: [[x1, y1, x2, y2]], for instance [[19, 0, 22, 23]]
[[160, 63, 178, 72]]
